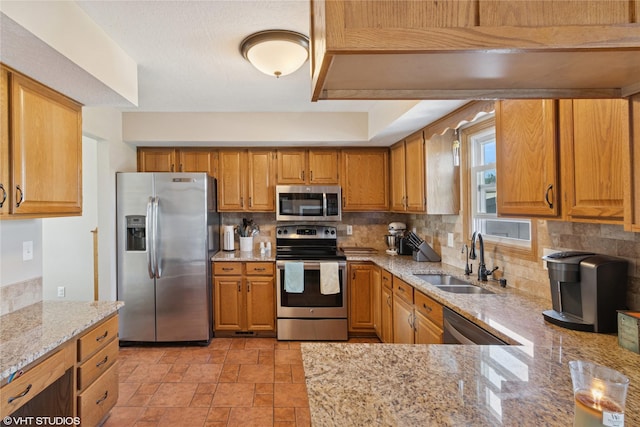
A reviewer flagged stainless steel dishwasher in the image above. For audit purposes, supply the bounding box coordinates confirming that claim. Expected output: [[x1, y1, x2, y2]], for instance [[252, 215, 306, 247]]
[[443, 307, 507, 345]]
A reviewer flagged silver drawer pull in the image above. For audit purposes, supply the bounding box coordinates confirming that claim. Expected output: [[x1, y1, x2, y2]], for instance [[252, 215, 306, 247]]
[[96, 355, 109, 368], [96, 390, 109, 405], [96, 330, 109, 342], [8, 384, 32, 403]]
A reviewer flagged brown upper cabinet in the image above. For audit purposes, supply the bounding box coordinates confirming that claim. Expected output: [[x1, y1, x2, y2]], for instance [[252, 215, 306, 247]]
[[496, 100, 560, 218], [218, 149, 275, 212], [390, 132, 425, 213], [1, 65, 82, 219], [496, 98, 630, 225], [310, 0, 640, 101], [626, 95, 640, 233], [559, 99, 629, 224], [276, 149, 339, 184], [340, 148, 389, 211], [138, 147, 218, 177]]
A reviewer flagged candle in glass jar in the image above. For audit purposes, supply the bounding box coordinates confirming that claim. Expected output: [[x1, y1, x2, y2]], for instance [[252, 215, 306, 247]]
[[574, 389, 625, 427]]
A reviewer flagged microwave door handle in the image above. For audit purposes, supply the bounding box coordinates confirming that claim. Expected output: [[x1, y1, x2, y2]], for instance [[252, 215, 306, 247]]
[[323, 193, 327, 217]]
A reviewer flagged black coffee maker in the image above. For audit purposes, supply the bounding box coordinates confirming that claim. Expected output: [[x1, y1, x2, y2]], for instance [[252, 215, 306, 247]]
[[542, 251, 628, 333]]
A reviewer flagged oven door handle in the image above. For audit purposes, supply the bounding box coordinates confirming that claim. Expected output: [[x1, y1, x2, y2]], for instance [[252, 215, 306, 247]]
[[276, 261, 347, 270]]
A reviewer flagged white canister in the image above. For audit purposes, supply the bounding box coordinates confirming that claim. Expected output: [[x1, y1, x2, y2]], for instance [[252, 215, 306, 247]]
[[223, 226, 235, 251], [239, 236, 253, 252]]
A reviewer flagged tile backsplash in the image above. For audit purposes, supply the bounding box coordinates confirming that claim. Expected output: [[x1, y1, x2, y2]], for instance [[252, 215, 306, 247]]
[[1, 277, 43, 315]]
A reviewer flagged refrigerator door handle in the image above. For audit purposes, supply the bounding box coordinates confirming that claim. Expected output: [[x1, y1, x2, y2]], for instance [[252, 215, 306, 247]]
[[146, 197, 155, 279], [153, 196, 161, 278]]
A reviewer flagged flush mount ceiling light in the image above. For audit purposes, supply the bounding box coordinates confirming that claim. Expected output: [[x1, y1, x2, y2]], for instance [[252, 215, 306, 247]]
[[240, 30, 309, 78]]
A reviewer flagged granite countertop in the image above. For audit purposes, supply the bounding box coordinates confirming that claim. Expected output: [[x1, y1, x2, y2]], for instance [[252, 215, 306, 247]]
[[0, 300, 123, 381], [302, 254, 640, 426], [212, 250, 275, 262]]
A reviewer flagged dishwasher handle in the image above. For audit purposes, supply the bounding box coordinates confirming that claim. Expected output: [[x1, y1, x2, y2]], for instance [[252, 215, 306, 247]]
[[443, 317, 476, 345]]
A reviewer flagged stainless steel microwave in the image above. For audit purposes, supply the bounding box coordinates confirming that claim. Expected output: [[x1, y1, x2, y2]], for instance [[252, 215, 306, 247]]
[[276, 185, 342, 222]]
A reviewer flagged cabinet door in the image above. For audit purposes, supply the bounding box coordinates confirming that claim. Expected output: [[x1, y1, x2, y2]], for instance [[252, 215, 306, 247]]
[[246, 276, 275, 331], [247, 150, 275, 211], [214, 277, 243, 331], [392, 296, 414, 344], [11, 73, 82, 216], [308, 150, 339, 184], [0, 67, 9, 217], [415, 312, 443, 344], [496, 100, 559, 217], [389, 143, 406, 211], [341, 149, 389, 211], [178, 149, 217, 176], [138, 148, 176, 172], [404, 133, 426, 212], [380, 284, 394, 343], [218, 150, 245, 211], [348, 263, 375, 332], [561, 99, 628, 223], [626, 95, 640, 232], [372, 266, 382, 339], [276, 149, 306, 184]]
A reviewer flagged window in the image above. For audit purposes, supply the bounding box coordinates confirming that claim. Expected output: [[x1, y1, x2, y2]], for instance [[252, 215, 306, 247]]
[[462, 117, 535, 258]]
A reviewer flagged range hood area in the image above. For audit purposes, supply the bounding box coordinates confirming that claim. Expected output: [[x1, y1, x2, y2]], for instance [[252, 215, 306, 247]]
[[310, 0, 640, 101]]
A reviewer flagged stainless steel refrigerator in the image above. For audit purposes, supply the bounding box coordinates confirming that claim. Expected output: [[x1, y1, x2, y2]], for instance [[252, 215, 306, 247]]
[[116, 172, 219, 343]]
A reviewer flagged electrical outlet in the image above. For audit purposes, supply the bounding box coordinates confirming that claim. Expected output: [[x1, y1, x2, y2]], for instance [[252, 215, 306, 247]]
[[346, 225, 353, 235], [447, 233, 454, 248], [22, 241, 33, 261], [57, 286, 65, 298]]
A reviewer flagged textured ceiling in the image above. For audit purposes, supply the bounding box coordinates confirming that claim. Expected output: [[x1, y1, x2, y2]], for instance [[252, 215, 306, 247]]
[[75, 0, 383, 113]]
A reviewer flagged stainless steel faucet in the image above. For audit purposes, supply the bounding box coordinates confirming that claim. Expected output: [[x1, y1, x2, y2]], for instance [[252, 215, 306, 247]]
[[470, 232, 498, 281]]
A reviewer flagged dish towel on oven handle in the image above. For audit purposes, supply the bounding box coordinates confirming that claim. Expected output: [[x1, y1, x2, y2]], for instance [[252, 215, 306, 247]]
[[284, 262, 304, 293], [320, 262, 340, 295]]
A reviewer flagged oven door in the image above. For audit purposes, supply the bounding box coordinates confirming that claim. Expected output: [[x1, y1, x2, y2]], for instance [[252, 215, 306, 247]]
[[276, 260, 347, 318]]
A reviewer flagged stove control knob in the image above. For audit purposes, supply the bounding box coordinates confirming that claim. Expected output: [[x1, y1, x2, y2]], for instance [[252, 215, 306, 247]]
[[277, 229, 282, 235], [330, 229, 335, 235]]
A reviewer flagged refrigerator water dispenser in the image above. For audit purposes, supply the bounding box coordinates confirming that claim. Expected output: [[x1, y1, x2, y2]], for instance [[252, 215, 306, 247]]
[[126, 215, 146, 251]]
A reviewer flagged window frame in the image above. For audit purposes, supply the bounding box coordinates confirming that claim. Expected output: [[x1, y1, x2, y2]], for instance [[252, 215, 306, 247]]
[[461, 116, 538, 261]]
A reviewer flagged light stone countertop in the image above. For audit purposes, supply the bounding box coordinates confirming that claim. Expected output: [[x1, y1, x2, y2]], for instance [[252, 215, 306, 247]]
[[0, 300, 123, 381], [302, 254, 640, 426]]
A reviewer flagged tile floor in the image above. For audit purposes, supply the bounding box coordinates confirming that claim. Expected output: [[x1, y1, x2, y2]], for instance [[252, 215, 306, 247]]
[[104, 337, 376, 427]]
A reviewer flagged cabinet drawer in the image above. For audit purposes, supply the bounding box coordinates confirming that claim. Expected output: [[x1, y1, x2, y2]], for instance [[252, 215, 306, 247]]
[[78, 363, 118, 427], [381, 270, 392, 290], [246, 262, 273, 276], [77, 315, 118, 362], [393, 277, 414, 303], [214, 262, 243, 275], [415, 291, 443, 327], [0, 349, 67, 415], [77, 338, 119, 391]]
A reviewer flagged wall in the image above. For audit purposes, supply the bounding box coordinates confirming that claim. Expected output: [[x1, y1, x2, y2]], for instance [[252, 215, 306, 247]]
[[410, 213, 640, 311]]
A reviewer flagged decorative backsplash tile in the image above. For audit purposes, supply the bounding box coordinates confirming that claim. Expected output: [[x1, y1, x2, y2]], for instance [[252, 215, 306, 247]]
[[0, 277, 42, 315]]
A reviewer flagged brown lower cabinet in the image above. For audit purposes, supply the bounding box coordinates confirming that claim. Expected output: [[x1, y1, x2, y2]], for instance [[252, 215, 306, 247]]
[[213, 261, 276, 336], [348, 262, 377, 334], [392, 276, 444, 345], [0, 314, 119, 426]]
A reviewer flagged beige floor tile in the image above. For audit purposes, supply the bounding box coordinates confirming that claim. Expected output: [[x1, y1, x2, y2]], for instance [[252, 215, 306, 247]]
[[125, 364, 172, 383], [190, 393, 214, 407], [196, 382, 217, 394], [274, 349, 302, 365], [227, 407, 273, 427], [157, 407, 209, 426], [148, 382, 199, 407], [253, 392, 274, 407], [211, 383, 255, 407], [274, 407, 295, 422], [219, 364, 239, 382], [226, 349, 260, 364], [274, 383, 309, 408], [208, 349, 228, 364], [182, 363, 223, 383], [206, 407, 231, 423], [237, 364, 274, 383], [116, 382, 141, 406], [138, 407, 166, 423], [255, 383, 274, 394]]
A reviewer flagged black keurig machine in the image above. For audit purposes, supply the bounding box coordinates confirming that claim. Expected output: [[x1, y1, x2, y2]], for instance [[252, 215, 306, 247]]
[[542, 251, 628, 333]]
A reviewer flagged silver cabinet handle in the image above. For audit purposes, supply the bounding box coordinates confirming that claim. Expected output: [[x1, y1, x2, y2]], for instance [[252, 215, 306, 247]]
[[96, 390, 109, 405], [8, 384, 32, 403], [16, 185, 23, 208], [0, 184, 6, 208], [96, 330, 109, 342], [96, 355, 109, 368]]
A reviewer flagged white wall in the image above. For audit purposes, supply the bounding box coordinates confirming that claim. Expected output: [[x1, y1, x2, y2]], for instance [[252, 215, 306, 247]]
[[0, 220, 42, 287], [83, 107, 137, 301]]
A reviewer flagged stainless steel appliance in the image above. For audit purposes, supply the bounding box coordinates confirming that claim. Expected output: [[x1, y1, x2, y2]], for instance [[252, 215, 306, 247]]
[[276, 185, 342, 222], [116, 172, 220, 344], [443, 307, 506, 345], [542, 251, 628, 333], [275, 225, 347, 340]]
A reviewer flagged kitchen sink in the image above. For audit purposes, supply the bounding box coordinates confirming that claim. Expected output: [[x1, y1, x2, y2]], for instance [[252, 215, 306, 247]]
[[432, 285, 494, 295], [413, 274, 495, 295], [414, 274, 469, 286]]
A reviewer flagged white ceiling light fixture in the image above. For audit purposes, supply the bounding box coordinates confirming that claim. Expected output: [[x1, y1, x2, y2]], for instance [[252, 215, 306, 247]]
[[240, 30, 309, 78]]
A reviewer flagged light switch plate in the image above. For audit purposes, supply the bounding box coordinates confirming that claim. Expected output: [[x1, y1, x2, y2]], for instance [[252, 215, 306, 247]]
[[23, 241, 33, 261], [346, 225, 353, 235], [57, 286, 65, 298]]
